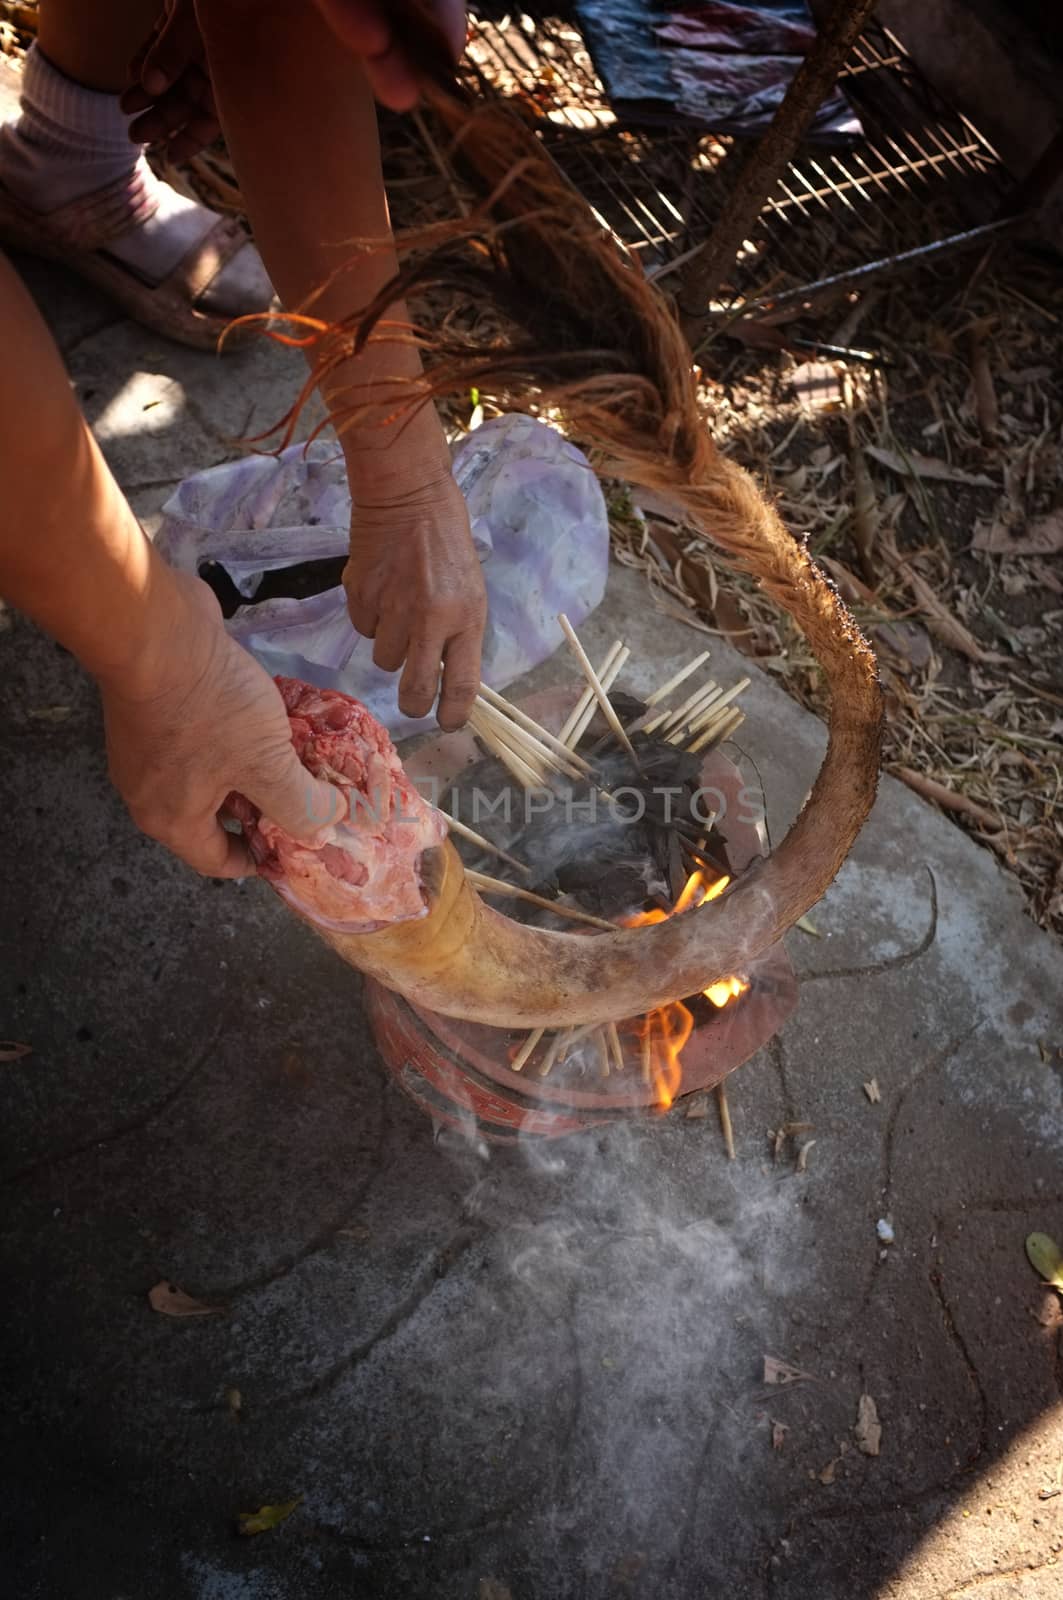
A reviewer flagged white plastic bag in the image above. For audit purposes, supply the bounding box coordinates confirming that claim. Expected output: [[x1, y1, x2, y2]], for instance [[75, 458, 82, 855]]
[[155, 414, 610, 737]]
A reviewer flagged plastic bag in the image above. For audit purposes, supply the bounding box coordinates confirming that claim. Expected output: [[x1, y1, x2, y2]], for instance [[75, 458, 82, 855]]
[[155, 414, 610, 738]]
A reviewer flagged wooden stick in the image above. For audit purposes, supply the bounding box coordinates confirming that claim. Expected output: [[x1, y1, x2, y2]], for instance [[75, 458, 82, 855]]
[[679, 686, 733, 741], [716, 1081, 736, 1160], [558, 639, 623, 748], [468, 707, 548, 788], [893, 767, 1000, 831], [596, 1028, 611, 1080], [510, 1027, 545, 1073], [558, 614, 641, 769], [474, 697, 586, 783], [642, 679, 718, 737], [606, 1021, 624, 1073], [687, 707, 746, 755], [640, 1018, 653, 1085], [471, 702, 553, 779], [446, 814, 530, 879], [644, 651, 712, 709], [538, 1030, 567, 1079], [564, 646, 631, 751], [688, 676, 750, 733], [556, 1020, 608, 1066], [466, 870, 617, 931], [478, 684, 593, 776], [677, 0, 879, 340], [659, 680, 723, 739]]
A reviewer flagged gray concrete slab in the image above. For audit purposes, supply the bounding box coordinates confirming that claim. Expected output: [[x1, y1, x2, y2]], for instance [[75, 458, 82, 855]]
[[2, 268, 1063, 1600]]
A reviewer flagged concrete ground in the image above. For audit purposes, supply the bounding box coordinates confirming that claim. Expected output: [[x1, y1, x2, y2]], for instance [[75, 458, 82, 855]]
[[2, 255, 1063, 1600]]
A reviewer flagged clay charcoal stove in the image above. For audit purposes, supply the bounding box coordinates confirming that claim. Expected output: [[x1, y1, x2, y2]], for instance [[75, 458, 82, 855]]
[[368, 662, 796, 1142]]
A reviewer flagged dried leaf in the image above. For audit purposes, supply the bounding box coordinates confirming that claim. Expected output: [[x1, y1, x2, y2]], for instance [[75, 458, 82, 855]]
[[147, 1280, 226, 1318], [1026, 1233, 1063, 1292], [863, 1078, 881, 1104], [849, 443, 879, 582], [763, 1355, 814, 1386], [795, 914, 821, 938], [771, 1420, 788, 1451], [796, 1139, 816, 1174], [684, 1093, 709, 1119], [865, 444, 995, 489], [973, 511, 1063, 558], [854, 1394, 882, 1456], [0, 1040, 32, 1062], [967, 330, 999, 439], [479, 1582, 515, 1600], [818, 1457, 839, 1485], [236, 1497, 302, 1537]]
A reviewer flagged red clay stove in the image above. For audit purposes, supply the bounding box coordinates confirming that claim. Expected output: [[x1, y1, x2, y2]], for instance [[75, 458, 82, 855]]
[[367, 691, 797, 1142]]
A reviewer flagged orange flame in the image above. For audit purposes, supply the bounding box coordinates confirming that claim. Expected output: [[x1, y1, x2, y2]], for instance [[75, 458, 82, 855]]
[[704, 975, 750, 1009], [623, 871, 747, 1108]]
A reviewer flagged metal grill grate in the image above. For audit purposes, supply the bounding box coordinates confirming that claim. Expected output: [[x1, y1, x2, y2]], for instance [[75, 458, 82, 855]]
[[458, 8, 1015, 309]]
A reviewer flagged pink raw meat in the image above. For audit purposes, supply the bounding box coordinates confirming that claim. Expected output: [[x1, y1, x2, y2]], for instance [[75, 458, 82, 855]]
[[228, 677, 447, 932]]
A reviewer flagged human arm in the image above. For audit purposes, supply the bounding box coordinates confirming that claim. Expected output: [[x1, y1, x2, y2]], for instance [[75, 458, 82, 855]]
[[0, 255, 338, 876], [192, 0, 485, 731], [191, 0, 486, 732]]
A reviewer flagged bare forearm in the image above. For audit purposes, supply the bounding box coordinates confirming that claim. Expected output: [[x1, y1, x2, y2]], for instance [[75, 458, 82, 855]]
[[197, 0, 450, 493], [0, 256, 173, 687]]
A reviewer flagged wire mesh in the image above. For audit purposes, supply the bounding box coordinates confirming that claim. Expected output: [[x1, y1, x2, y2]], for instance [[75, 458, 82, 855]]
[[453, 6, 1015, 309]]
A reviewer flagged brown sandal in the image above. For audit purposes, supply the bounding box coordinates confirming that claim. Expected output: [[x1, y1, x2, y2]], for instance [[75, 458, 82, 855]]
[[0, 164, 265, 352]]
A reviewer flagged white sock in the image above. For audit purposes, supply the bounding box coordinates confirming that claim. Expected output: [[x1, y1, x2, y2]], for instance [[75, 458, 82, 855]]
[[0, 44, 271, 315]]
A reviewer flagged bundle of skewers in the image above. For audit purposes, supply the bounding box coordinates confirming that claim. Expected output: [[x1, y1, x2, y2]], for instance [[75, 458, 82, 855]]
[[438, 613, 751, 1149]]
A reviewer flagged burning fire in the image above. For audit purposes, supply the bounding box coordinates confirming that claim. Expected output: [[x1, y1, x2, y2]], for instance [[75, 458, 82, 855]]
[[626, 870, 749, 1110]]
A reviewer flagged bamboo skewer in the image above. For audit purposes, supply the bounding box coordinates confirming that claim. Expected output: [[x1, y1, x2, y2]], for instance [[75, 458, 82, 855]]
[[716, 1081, 736, 1160], [644, 651, 712, 709], [640, 681, 717, 737], [538, 1030, 568, 1078], [564, 646, 631, 752], [687, 707, 746, 755], [510, 1026, 545, 1073], [684, 677, 750, 736], [470, 702, 553, 781], [606, 1021, 624, 1073], [446, 814, 530, 878], [466, 870, 617, 931], [474, 697, 586, 783], [659, 682, 723, 742], [468, 706, 545, 789], [596, 1028, 611, 1080], [558, 639, 624, 748], [558, 614, 642, 769], [478, 684, 592, 776], [678, 689, 731, 743]]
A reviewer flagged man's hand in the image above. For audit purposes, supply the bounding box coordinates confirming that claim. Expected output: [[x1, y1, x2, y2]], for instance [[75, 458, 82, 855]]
[[309, 1, 467, 109], [345, 472, 486, 730], [120, 1, 220, 162], [121, 0, 467, 151], [99, 570, 341, 877]]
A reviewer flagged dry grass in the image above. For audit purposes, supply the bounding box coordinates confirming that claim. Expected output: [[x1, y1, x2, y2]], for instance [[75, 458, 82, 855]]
[[607, 255, 1063, 937]]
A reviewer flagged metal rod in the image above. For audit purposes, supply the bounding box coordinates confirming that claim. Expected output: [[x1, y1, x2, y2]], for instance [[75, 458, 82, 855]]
[[737, 214, 1027, 314]]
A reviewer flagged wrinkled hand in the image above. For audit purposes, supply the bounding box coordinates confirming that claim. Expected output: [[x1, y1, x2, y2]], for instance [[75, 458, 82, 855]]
[[119, 0, 219, 161], [308, 0, 467, 110], [100, 570, 340, 876], [345, 471, 486, 730], [121, 0, 467, 148]]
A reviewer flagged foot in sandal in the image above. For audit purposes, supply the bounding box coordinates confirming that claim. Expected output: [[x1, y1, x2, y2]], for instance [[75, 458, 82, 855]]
[[0, 44, 272, 349]]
